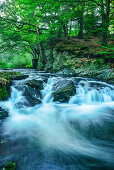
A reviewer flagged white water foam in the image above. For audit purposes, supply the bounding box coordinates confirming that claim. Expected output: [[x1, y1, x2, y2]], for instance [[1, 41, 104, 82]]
[[0, 78, 114, 163]]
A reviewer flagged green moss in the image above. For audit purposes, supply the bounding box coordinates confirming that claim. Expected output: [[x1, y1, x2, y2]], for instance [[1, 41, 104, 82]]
[[53, 85, 75, 103], [2, 161, 16, 170], [0, 72, 26, 83], [0, 85, 8, 100]]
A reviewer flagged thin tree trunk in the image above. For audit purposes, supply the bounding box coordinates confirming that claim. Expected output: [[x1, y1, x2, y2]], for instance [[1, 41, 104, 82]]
[[63, 24, 68, 38], [35, 24, 45, 66], [101, 0, 110, 44], [33, 11, 45, 68], [69, 22, 72, 36], [77, 2, 84, 39], [78, 16, 83, 38]]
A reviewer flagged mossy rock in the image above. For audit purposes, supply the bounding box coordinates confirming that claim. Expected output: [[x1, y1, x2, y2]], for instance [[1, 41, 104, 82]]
[[0, 71, 28, 101], [0, 77, 11, 101], [26, 79, 44, 90], [24, 86, 42, 106], [2, 161, 16, 170], [52, 79, 75, 103], [24, 79, 44, 106], [0, 72, 28, 82], [0, 85, 9, 101]]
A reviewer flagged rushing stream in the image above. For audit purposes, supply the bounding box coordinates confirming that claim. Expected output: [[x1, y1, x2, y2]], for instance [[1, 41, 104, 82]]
[[0, 69, 114, 170]]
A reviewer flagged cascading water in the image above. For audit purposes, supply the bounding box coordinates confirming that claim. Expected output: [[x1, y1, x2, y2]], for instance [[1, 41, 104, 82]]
[[41, 77, 57, 104], [0, 69, 114, 170], [69, 80, 113, 104]]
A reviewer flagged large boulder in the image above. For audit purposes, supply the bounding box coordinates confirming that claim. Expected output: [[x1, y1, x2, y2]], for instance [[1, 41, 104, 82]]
[[0, 107, 9, 120], [24, 79, 44, 106], [26, 79, 44, 89], [52, 79, 76, 103]]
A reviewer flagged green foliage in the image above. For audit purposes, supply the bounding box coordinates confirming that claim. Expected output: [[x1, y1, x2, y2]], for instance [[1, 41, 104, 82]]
[[0, 60, 7, 69], [0, 0, 113, 70], [25, 64, 32, 68], [98, 51, 114, 55], [0, 53, 32, 69], [69, 29, 78, 36], [37, 61, 43, 70]]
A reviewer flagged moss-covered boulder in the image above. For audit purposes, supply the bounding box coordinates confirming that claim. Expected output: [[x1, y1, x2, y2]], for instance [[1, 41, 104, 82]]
[[26, 79, 43, 89], [0, 72, 29, 101], [0, 107, 8, 119], [24, 79, 44, 106], [0, 71, 28, 83], [0, 78, 10, 101], [0, 71, 28, 82], [2, 161, 16, 170], [52, 79, 75, 102]]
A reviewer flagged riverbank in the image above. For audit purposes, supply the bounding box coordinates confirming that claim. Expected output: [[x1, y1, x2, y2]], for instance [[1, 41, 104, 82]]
[[42, 36, 114, 84], [56, 66, 114, 84]]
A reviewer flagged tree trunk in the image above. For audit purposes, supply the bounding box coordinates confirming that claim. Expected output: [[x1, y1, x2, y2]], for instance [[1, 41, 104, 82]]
[[78, 17, 83, 39], [101, 0, 110, 44], [57, 23, 63, 38], [69, 22, 72, 36], [32, 59, 38, 69], [36, 25, 45, 66], [33, 11, 45, 68], [77, 2, 84, 39], [63, 24, 68, 38]]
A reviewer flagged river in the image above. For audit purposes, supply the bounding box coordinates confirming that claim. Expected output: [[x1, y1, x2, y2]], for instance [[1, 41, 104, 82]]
[[0, 69, 114, 170]]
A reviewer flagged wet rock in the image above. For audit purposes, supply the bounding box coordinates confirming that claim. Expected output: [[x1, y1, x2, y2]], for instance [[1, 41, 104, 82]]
[[2, 161, 16, 170], [0, 107, 9, 119], [12, 75, 28, 80], [24, 79, 44, 106], [52, 79, 75, 102], [24, 86, 42, 106], [26, 79, 44, 89]]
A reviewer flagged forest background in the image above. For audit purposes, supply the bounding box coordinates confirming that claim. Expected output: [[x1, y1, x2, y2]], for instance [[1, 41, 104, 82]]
[[0, 0, 113, 76]]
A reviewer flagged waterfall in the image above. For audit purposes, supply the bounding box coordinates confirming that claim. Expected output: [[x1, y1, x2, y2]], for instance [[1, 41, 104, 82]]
[[41, 77, 57, 104], [0, 69, 114, 170], [69, 80, 114, 104]]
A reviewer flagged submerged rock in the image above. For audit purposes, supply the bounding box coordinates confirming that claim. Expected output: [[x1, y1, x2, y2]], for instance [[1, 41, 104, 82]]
[[0, 107, 8, 120], [24, 79, 44, 106], [52, 79, 75, 102]]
